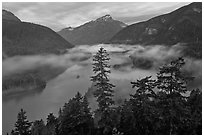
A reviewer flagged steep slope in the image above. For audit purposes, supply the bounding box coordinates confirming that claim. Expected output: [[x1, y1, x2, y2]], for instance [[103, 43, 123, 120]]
[[58, 15, 127, 45], [110, 3, 202, 51], [2, 10, 74, 57], [2, 9, 21, 22], [3, 20, 74, 57]]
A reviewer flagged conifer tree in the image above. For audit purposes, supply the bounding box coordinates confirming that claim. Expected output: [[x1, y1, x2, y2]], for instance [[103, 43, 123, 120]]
[[119, 57, 196, 135], [155, 57, 193, 134], [129, 76, 157, 134], [46, 113, 58, 135], [131, 76, 156, 100], [156, 57, 192, 94], [82, 96, 91, 115], [118, 100, 136, 134], [118, 76, 157, 134], [91, 47, 115, 111], [31, 119, 46, 135], [58, 92, 93, 134], [80, 96, 94, 134], [55, 108, 63, 135], [90, 47, 115, 133], [12, 108, 32, 135], [187, 89, 202, 134]]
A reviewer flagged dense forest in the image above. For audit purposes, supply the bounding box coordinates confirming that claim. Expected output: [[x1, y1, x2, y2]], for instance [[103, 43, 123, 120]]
[[9, 47, 202, 135]]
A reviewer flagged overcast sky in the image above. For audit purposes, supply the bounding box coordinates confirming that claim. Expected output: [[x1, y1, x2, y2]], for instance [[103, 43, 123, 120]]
[[3, 2, 190, 31]]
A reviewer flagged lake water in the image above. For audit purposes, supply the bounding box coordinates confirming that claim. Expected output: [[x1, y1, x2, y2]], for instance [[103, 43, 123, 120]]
[[2, 44, 201, 134]]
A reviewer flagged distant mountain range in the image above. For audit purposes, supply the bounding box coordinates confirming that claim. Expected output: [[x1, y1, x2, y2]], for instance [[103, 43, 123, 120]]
[[110, 2, 201, 45], [3, 3, 201, 57], [109, 2, 202, 58], [2, 2, 202, 95], [2, 10, 74, 58], [58, 14, 127, 45]]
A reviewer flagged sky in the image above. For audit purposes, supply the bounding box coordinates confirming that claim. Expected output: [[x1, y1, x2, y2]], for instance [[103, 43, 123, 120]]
[[3, 2, 190, 31]]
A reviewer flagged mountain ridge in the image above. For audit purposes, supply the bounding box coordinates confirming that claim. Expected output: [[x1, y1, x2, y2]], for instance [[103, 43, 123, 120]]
[[2, 9, 21, 22], [2, 10, 74, 57], [109, 2, 202, 46], [58, 15, 127, 45]]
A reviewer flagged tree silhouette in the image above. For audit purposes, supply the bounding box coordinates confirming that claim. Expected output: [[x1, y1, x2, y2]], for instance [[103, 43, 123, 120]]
[[12, 108, 32, 135], [130, 76, 157, 134], [81, 96, 94, 134], [31, 119, 46, 135], [91, 47, 115, 133], [187, 89, 202, 134], [58, 92, 93, 134], [91, 47, 115, 111], [155, 57, 193, 134], [119, 76, 157, 134], [46, 113, 58, 135], [9, 57, 201, 135]]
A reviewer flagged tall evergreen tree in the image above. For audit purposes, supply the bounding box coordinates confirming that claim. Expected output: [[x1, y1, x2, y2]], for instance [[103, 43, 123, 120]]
[[156, 57, 192, 94], [118, 100, 135, 134], [58, 92, 94, 135], [80, 96, 94, 134], [119, 57, 196, 135], [9, 56, 201, 135], [155, 57, 193, 134], [12, 108, 32, 135], [119, 76, 157, 134], [55, 108, 62, 135], [187, 89, 202, 134], [90, 47, 115, 133], [31, 119, 46, 135], [91, 47, 115, 111], [130, 76, 157, 134], [46, 113, 58, 135]]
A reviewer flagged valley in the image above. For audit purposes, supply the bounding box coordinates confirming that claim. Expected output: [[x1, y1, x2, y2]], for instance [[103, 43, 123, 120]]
[[2, 2, 202, 135]]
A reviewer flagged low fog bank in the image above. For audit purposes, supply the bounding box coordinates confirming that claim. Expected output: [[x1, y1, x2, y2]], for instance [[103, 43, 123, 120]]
[[3, 43, 201, 90], [73, 43, 201, 110], [2, 52, 92, 77], [2, 43, 201, 135]]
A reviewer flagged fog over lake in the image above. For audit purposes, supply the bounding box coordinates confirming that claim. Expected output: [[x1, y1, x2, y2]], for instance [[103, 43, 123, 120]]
[[2, 44, 202, 134]]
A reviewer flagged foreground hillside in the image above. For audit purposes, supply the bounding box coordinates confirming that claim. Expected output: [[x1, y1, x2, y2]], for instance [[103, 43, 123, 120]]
[[58, 15, 127, 45]]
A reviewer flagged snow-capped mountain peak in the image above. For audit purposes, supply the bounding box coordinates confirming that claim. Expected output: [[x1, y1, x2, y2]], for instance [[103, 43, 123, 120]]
[[95, 14, 113, 22]]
